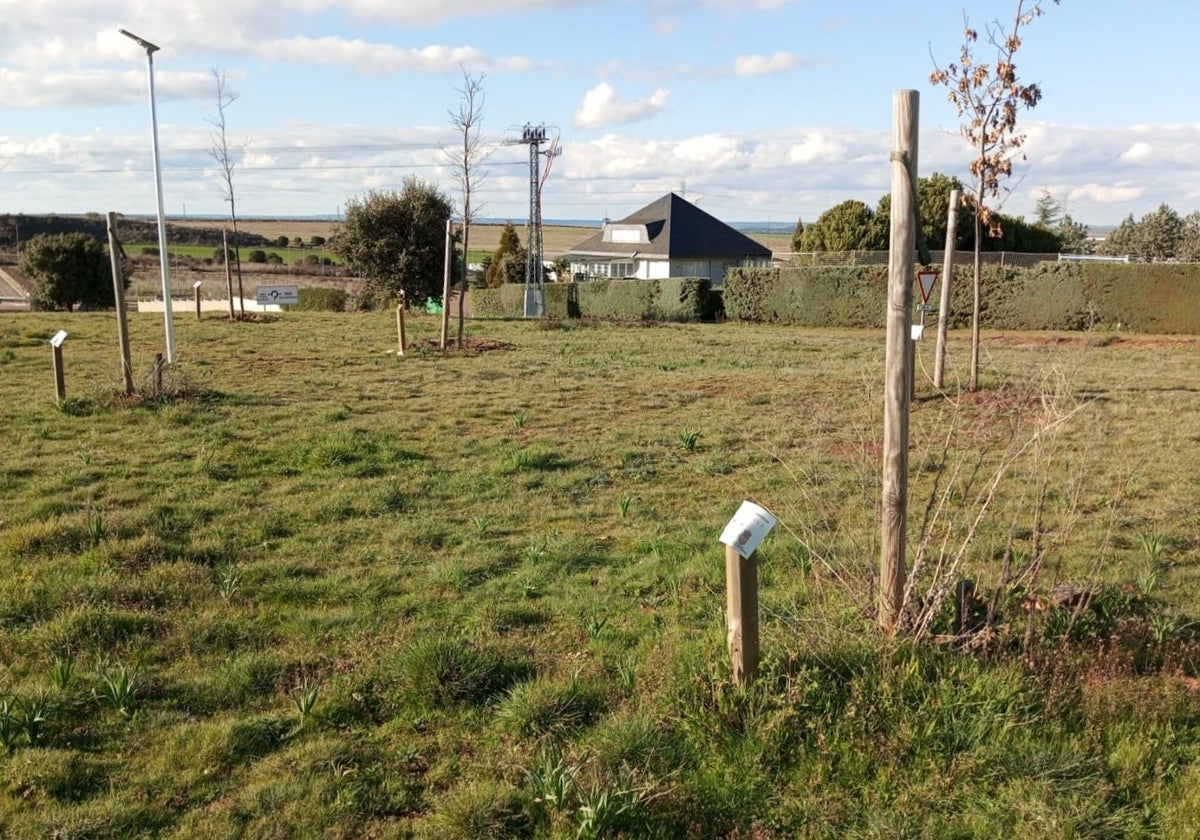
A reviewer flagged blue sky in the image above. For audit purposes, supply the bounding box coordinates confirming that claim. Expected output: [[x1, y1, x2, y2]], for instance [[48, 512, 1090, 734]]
[[1, 0, 1196, 228]]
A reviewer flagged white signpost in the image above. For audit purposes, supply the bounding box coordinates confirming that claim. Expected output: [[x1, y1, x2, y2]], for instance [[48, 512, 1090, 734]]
[[255, 284, 300, 306]]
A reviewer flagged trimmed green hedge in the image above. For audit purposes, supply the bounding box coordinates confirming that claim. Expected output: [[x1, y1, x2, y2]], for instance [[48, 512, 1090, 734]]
[[472, 264, 1200, 333], [472, 278, 711, 322], [296, 287, 348, 312]]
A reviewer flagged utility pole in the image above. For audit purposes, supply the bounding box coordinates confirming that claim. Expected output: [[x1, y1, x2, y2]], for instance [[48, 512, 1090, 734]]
[[506, 123, 560, 317]]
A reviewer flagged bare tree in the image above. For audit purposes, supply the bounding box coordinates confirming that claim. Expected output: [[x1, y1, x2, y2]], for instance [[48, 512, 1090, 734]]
[[208, 68, 246, 315], [931, 0, 1058, 391], [442, 68, 492, 347]]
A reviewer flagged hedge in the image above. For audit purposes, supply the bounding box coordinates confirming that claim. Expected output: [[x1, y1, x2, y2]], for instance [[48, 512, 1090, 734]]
[[471, 264, 1200, 334], [296, 287, 348, 312], [472, 278, 711, 322]]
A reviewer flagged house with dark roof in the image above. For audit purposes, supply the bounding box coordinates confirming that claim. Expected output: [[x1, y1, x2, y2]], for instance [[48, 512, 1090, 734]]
[[562, 193, 772, 287]]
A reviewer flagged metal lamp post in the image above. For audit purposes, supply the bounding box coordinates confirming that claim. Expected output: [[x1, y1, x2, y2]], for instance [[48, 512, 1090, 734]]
[[119, 28, 176, 363]]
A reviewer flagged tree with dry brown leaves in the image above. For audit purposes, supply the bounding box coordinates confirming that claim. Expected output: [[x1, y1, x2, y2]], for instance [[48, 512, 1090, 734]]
[[931, 0, 1058, 391]]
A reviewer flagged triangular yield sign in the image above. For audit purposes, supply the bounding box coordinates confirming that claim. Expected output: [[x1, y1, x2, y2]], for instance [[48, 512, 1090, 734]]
[[916, 270, 938, 303]]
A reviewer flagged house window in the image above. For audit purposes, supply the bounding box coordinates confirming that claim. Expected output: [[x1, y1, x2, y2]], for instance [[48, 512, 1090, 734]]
[[672, 260, 709, 277]]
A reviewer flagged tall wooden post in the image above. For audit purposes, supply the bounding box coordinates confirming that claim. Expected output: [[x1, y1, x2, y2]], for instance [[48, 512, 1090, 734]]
[[223, 229, 235, 319], [880, 90, 919, 635], [933, 189, 960, 389], [106, 212, 135, 395], [440, 219, 452, 350], [194, 284, 202, 319], [725, 544, 759, 685]]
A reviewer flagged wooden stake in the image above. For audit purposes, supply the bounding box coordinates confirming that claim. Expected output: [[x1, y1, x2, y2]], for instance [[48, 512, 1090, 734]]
[[51, 343, 66, 402], [440, 218, 452, 350], [396, 293, 407, 356], [223, 229, 235, 320], [195, 285, 202, 319], [106, 212, 135, 396], [933, 189, 960, 389], [880, 90, 919, 635], [153, 352, 164, 397], [725, 544, 759, 685]]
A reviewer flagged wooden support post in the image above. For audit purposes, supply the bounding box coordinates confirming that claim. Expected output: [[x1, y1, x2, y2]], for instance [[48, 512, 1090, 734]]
[[933, 189, 960, 389], [195, 285, 202, 319], [153, 353, 164, 397], [440, 218, 452, 350], [51, 343, 66, 402], [106, 212, 135, 395], [725, 544, 759, 685], [223, 229, 235, 320], [880, 89, 919, 635], [396, 293, 407, 356]]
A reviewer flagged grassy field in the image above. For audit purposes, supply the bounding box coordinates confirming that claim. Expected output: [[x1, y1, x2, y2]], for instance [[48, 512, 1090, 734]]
[[165, 219, 789, 260], [2, 312, 1200, 837]]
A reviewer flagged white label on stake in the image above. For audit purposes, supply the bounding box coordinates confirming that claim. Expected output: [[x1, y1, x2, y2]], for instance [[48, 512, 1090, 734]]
[[719, 500, 778, 559], [911, 324, 925, 341]]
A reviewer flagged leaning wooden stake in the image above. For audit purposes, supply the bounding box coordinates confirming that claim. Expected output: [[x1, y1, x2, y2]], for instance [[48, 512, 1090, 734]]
[[880, 89, 919, 635], [396, 293, 407, 356], [933, 188, 960, 389], [106, 212, 135, 395], [725, 544, 759, 685]]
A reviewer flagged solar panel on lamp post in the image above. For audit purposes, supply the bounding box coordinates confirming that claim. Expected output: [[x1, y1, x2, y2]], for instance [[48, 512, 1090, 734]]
[[119, 28, 176, 363]]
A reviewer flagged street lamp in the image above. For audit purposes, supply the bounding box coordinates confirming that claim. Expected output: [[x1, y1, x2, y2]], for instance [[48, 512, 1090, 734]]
[[119, 27, 176, 363]]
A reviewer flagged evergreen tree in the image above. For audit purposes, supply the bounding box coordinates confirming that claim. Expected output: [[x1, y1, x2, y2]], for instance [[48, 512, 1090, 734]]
[[21, 232, 123, 312], [332, 178, 457, 302], [485, 221, 526, 288]]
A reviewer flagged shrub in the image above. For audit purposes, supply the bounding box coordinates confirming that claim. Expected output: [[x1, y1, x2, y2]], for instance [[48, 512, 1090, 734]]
[[247, 249, 267, 264], [296, 288, 347, 312]]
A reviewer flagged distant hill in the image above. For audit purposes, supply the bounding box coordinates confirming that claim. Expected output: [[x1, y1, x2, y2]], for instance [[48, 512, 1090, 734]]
[[0, 214, 271, 249]]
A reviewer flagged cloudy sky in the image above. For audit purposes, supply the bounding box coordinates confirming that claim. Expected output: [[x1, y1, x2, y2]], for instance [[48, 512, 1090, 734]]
[[0, 0, 1196, 228]]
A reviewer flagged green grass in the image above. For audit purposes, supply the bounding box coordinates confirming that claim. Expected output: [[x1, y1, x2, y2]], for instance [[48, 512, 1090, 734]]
[[2, 312, 1200, 836]]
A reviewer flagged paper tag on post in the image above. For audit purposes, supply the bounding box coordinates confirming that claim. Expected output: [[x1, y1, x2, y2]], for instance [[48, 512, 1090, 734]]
[[719, 501, 778, 559]]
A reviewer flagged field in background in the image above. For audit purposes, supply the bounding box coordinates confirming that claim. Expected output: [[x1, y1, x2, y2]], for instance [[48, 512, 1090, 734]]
[[2, 314, 1200, 836], [167, 218, 790, 259]]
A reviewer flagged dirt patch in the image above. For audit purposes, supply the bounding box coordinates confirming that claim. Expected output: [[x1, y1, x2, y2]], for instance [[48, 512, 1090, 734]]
[[408, 337, 513, 353]]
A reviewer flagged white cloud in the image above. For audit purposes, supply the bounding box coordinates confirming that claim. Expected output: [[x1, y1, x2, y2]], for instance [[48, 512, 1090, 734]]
[[253, 37, 531, 74], [0, 69, 213, 108], [673, 134, 750, 168], [1066, 182, 1143, 206], [786, 132, 846, 165], [733, 51, 809, 78], [343, 0, 591, 26], [1120, 141, 1155, 163], [573, 83, 669, 131]]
